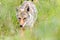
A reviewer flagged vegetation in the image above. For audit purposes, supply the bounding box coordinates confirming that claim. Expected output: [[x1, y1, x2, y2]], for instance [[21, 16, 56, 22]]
[[0, 0, 60, 40]]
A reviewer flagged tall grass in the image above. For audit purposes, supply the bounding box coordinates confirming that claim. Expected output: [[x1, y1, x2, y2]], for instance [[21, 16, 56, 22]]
[[0, 0, 60, 40]]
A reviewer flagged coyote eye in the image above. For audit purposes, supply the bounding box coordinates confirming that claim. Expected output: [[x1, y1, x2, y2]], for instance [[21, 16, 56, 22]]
[[18, 18, 21, 20], [23, 18, 26, 20]]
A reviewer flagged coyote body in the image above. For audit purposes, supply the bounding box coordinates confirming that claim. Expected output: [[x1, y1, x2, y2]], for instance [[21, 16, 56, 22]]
[[16, 1, 37, 27]]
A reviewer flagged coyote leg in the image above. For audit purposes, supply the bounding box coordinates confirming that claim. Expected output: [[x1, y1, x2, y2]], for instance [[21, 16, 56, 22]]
[[30, 25, 33, 33], [20, 28, 25, 37], [20, 28, 25, 40]]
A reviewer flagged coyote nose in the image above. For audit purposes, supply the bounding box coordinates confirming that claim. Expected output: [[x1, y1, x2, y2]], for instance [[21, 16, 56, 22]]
[[20, 25, 23, 27]]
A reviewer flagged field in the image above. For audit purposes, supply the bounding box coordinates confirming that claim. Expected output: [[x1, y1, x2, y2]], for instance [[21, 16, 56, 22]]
[[0, 0, 60, 40]]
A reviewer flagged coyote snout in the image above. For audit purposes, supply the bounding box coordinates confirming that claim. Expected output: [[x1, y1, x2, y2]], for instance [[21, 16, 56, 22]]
[[16, 1, 37, 28]]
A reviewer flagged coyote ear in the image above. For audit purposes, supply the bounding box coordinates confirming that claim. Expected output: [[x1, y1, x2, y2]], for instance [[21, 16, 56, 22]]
[[16, 7, 18, 12], [31, 0, 33, 1], [25, 4, 30, 12], [27, 6, 29, 11]]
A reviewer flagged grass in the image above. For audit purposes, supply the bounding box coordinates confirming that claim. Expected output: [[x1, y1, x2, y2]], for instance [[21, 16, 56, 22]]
[[0, 0, 60, 40]]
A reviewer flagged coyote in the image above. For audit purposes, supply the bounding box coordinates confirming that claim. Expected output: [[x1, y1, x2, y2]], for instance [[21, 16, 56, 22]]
[[16, 1, 37, 28]]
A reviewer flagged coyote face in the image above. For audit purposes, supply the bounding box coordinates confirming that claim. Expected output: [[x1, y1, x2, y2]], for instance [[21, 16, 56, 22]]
[[16, 9, 30, 27], [16, 1, 37, 28]]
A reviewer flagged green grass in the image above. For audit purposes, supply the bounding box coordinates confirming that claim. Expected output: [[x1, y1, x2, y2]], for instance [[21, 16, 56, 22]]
[[0, 0, 60, 40]]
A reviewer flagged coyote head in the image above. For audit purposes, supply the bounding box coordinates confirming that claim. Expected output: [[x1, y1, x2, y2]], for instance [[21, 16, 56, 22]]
[[16, 5, 30, 27]]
